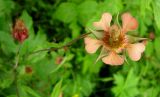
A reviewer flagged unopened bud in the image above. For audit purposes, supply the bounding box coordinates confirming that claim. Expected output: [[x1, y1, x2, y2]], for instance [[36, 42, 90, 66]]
[[149, 32, 155, 40], [55, 56, 63, 64], [12, 19, 28, 43], [25, 66, 33, 74]]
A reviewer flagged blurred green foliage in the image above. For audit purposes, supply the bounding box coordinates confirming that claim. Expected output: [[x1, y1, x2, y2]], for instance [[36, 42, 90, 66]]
[[0, 0, 160, 97]]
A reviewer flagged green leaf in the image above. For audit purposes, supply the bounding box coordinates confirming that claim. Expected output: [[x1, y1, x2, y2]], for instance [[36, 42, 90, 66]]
[[0, 71, 14, 89], [139, 18, 148, 36], [6, 95, 17, 97], [19, 84, 28, 97], [64, 75, 94, 97], [99, 0, 123, 14], [20, 29, 48, 62], [82, 54, 102, 74], [154, 37, 160, 60], [0, 0, 15, 15], [0, 31, 17, 55], [54, 2, 77, 23], [145, 41, 154, 57], [69, 21, 81, 38], [20, 10, 33, 31], [112, 69, 139, 97], [148, 87, 160, 97], [77, 1, 98, 25], [153, 0, 160, 30], [23, 86, 41, 97], [51, 80, 62, 97]]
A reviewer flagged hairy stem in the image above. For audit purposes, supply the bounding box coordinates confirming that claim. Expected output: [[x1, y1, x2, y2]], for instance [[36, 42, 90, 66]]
[[28, 32, 91, 55]]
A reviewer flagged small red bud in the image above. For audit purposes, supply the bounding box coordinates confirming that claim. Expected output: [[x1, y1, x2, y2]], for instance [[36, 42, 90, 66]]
[[25, 66, 33, 74], [55, 56, 63, 64], [12, 19, 28, 43], [149, 32, 155, 40]]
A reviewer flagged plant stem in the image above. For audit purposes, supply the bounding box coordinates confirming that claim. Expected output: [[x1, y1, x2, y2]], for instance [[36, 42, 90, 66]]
[[28, 32, 91, 55], [13, 44, 21, 97]]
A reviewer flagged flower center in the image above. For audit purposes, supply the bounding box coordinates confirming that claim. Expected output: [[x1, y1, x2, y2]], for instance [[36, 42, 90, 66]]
[[102, 25, 127, 51]]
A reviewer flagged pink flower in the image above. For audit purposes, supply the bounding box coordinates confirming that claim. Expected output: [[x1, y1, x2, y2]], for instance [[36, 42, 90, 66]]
[[84, 12, 145, 65]]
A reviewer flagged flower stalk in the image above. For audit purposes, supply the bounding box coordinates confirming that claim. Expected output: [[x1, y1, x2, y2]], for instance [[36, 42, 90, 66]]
[[27, 32, 91, 56], [13, 44, 22, 97]]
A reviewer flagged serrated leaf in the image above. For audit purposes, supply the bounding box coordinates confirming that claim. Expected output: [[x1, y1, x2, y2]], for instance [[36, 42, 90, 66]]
[[112, 69, 139, 97], [64, 75, 94, 97]]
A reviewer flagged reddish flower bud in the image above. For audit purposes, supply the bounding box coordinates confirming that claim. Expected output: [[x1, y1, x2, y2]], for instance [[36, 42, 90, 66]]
[[12, 19, 28, 43], [55, 56, 63, 64], [25, 66, 33, 74], [149, 32, 155, 40]]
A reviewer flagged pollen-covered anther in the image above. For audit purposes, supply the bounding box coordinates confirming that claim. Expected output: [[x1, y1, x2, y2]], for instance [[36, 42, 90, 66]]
[[102, 25, 127, 52]]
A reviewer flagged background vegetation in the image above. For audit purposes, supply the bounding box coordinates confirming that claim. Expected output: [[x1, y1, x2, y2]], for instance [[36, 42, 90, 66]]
[[0, 0, 160, 97]]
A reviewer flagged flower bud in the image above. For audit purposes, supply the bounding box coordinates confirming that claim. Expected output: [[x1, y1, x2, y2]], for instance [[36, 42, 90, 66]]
[[25, 66, 33, 74], [55, 56, 63, 64], [149, 32, 155, 40], [12, 19, 28, 43]]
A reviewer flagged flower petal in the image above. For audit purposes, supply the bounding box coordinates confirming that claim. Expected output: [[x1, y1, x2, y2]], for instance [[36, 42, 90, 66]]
[[93, 13, 112, 31], [122, 13, 138, 33], [84, 37, 101, 53], [102, 52, 124, 65], [127, 43, 145, 61]]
